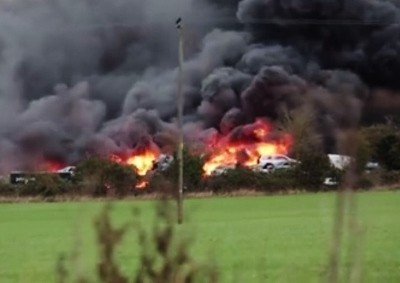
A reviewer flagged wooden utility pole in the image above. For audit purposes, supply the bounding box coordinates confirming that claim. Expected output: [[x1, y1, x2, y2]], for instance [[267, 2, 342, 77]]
[[176, 18, 184, 224]]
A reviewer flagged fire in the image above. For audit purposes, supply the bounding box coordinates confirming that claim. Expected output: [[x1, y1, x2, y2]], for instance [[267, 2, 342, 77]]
[[126, 149, 158, 176], [125, 148, 158, 189], [37, 119, 291, 189], [110, 139, 160, 189], [203, 119, 292, 175], [136, 180, 148, 189], [111, 140, 160, 176], [41, 160, 63, 172]]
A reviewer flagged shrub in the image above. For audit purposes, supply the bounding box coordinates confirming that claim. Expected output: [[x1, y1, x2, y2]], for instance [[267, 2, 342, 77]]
[[0, 173, 76, 198], [134, 200, 218, 282], [0, 183, 22, 197], [21, 173, 67, 197], [354, 133, 372, 174], [356, 173, 377, 189], [376, 134, 400, 171], [278, 106, 322, 159], [74, 157, 137, 197], [205, 167, 259, 193], [205, 167, 297, 193], [293, 149, 332, 191], [361, 124, 396, 161], [265, 169, 297, 191], [379, 170, 400, 186], [162, 148, 204, 191], [146, 173, 175, 195]]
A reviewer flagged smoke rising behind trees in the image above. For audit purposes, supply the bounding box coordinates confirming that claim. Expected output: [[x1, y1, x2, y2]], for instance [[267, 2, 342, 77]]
[[0, 0, 399, 172]]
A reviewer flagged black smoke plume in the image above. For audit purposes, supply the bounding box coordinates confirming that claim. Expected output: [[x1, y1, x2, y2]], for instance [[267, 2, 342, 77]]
[[0, 0, 399, 172]]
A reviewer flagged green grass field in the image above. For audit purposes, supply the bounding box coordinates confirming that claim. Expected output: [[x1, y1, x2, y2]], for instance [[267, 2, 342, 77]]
[[0, 191, 399, 283]]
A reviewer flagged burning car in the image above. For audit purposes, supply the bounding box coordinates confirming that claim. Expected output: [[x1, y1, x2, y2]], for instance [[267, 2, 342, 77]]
[[209, 154, 298, 176], [153, 154, 174, 172], [202, 119, 293, 176]]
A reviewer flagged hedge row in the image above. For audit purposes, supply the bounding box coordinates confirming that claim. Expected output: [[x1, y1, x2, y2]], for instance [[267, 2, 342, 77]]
[[1, 152, 399, 199]]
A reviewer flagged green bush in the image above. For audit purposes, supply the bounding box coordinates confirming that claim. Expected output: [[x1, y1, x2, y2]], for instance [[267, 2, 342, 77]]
[[376, 134, 400, 171], [356, 173, 377, 189], [361, 124, 396, 161], [0, 183, 22, 197], [352, 170, 400, 189], [266, 169, 297, 191], [147, 173, 176, 195], [354, 133, 372, 174], [293, 149, 332, 191], [205, 167, 259, 192], [205, 167, 297, 193], [74, 157, 137, 197], [0, 174, 75, 198], [20, 173, 66, 197], [161, 148, 204, 191], [379, 170, 400, 186]]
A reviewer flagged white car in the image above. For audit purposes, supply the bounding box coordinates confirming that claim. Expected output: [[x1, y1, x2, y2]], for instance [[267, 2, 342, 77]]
[[57, 166, 76, 174], [258, 154, 298, 172]]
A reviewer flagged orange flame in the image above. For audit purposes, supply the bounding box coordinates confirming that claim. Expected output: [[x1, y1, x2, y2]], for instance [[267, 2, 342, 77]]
[[110, 140, 160, 189], [41, 160, 63, 172], [126, 149, 158, 176], [203, 119, 292, 175], [111, 141, 160, 177], [136, 180, 148, 189], [126, 148, 158, 189]]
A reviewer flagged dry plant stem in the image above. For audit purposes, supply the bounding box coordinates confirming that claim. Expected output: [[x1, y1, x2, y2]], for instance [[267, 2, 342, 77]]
[[56, 255, 68, 283], [345, 189, 364, 283], [327, 130, 361, 283], [342, 133, 365, 283], [327, 187, 348, 283]]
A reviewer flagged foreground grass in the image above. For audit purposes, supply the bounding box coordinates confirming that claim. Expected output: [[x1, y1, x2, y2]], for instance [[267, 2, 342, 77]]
[[0, 191, 399, 282]]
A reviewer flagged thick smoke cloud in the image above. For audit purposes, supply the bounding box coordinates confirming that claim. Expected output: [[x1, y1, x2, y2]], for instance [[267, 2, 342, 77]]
[[236, 0, 400, 87], [0, 0, 225, 171], [0, 0, 400, 171], [0, 82, 105, 171]]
